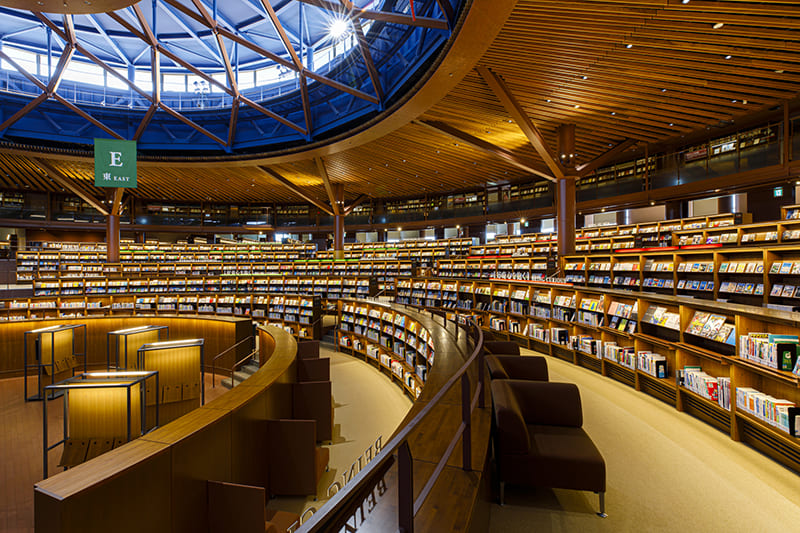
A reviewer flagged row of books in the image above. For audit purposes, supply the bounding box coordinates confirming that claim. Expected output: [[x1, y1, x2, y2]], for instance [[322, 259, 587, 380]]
[[738, 333, 800, 372], [677, 279, 715, 291], [608, 301, 637, 319], [642, 278, 675, 289], [676, 262, 714, 273], [719, 281, 762, 295], [680, 367, 731, 410], [769, 284, 800, 298], [736, 387, 796, 435], [641, 306, 681, 330], [684, 311, 736, 345], [602, 344, 634, 367]]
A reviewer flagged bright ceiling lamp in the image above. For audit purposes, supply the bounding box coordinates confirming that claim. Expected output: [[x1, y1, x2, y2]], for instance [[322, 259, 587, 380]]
[[328, 17, 350, 40]]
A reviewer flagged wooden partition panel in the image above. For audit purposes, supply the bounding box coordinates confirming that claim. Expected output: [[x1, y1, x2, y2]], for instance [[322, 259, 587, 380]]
[[34, 440, 172, 533], [34, 326, 297, 533], [0, 315, 250, 377]]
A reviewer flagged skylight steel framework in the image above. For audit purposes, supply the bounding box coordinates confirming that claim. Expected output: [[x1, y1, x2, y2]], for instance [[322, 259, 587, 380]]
[[0, 0, 460, 153]]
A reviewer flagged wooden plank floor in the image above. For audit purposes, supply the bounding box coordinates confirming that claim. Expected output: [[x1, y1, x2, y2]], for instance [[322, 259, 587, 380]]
[[0, 374, 228, 533]]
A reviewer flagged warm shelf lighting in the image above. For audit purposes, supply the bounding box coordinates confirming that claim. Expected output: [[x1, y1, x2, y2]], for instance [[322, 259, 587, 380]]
[[713, 22, 724, 29]]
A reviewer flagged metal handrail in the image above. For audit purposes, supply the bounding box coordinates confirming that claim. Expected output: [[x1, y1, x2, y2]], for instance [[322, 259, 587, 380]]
[[210, 335, 254, 388], [228, 347, 260, 387], [298, 315, 485, 532]]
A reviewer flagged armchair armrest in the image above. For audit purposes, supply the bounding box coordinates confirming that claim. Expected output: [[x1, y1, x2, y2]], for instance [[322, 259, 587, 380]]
[[490, 380, 530, 455]]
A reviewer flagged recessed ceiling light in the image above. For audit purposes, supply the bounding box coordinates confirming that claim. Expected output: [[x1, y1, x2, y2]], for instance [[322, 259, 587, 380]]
[[507, 119, 513, 123], [582, 75, 588, 80], [731, 99, 737, 103], [682, 0, 690, 3], [545, 99, 551, 102], [574, 104, 580, 109], [625, 44, 633, 49], [668, 123, 674, 126], [725, 55, 732, 59], [713, 22, 724, 29], [610, 111, 616, 115], [661, 88, 667, 92]]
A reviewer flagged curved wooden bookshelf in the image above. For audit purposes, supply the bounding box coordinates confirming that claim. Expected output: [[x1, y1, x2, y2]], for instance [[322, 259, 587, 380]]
[[399, 274, 800, 477]]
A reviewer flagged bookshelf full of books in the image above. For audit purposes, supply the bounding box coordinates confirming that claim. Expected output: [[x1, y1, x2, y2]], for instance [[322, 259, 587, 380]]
[[337, 300, 433, 400], [394, 273, 800, 474]]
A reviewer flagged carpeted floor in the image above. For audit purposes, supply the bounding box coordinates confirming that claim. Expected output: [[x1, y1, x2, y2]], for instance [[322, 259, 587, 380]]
[[269, 344, 800, 532], [487, 349, 800, 532]]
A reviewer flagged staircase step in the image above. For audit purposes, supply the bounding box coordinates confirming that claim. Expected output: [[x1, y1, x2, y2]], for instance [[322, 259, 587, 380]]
[[240, 362, 259, 375]]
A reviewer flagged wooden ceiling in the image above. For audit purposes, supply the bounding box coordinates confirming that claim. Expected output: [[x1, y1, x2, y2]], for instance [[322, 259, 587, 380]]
[[6, 0, 800, 209]]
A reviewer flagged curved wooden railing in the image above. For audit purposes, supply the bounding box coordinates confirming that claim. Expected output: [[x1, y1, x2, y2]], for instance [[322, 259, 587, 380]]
[[33, 324, 298, 533], [299, 300, 489, 532]]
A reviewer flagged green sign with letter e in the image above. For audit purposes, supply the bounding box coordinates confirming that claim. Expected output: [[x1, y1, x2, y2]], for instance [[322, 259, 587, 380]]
[[94, 138, 137, 188]]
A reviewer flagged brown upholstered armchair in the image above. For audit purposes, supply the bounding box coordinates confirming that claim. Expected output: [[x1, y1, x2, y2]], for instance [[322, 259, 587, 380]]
[[490, 379, 607, 516], [483, 340, 521, 356], [486, 354, 549, 381]]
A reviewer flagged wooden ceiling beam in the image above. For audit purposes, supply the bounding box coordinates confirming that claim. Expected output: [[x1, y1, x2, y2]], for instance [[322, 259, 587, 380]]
[[134, 104, 157, 141], [259, 0, 303, 70], [297, 0, 449, 30], [111, 187, 124, 216], [0, 94, 48, 133], [351, 19, 384, 103], [259, 166, 334, 216], [343, 194, 369, 216], [478, 66, 566, 180], [51, 94, 124, 139], [36, 159, 109, 216], [413, 119, 555, 182], [315, 157, 340, 216], [163, 0, 377, 107], [158, 103, 226, 146], [577, 139, 638, 177]]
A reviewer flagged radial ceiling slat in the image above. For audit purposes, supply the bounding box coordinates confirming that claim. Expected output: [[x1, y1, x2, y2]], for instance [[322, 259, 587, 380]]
[[4, 0, 800, 207]]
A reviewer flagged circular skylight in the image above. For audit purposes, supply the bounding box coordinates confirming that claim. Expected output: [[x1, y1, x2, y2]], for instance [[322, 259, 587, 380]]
[[0, 0, 462, 155]]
